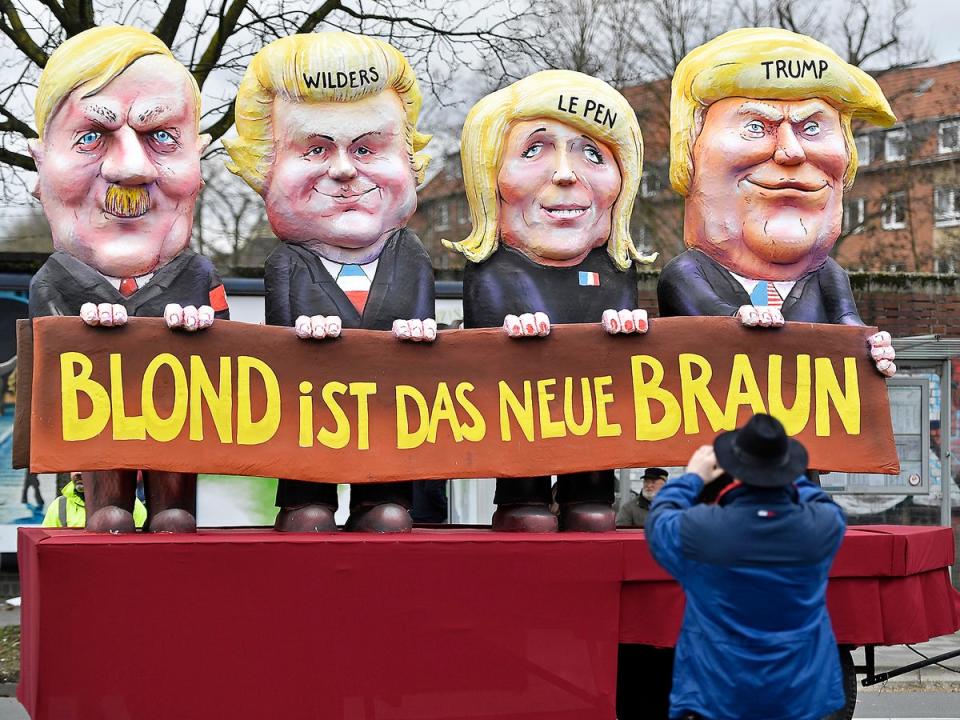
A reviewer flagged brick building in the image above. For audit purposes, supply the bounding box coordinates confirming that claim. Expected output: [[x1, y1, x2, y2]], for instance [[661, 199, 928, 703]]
[[411, 61, 960, 276]]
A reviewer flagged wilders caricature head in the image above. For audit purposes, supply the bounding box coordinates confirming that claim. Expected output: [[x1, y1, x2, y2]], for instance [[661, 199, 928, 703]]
[[670, 28, 896, 280], [30, 26, 207, 278], [224, 33, 430, 262], [445, 70, 654, 271]]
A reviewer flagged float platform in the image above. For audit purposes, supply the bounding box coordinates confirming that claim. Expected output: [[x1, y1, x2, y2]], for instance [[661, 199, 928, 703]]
[[16, 525, 960, 720]]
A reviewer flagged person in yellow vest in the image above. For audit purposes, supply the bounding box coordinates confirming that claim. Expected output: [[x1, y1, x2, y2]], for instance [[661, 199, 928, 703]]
[[43, 473, 147, 529]]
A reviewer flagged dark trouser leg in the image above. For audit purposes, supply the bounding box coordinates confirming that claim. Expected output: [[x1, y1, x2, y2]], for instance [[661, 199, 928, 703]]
[[411, 480, 448, 523], [345, 482, 413, 533], [616, 644, 674, 720], [144, 471, 197, 533], [84, 469, 137, 533], [556, 470, 616, 532], [274, 479, 339, 532], [491, 477, 557, 532]]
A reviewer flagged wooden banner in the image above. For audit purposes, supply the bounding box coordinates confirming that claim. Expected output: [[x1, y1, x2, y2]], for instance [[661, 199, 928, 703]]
[[16, 316, 898, 481]]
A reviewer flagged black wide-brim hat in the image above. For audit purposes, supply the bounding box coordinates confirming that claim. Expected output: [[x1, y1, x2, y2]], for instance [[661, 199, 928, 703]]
[[714, 414, 808, 488]]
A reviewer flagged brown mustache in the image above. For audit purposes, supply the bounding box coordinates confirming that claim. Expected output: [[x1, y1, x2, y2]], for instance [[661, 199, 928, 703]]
[[104, 185, 150, 218]]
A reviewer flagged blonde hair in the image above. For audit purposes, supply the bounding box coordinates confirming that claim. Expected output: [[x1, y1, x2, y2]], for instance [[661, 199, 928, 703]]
[[224, 32, 431, 194], [670, 28, 896, 195], [445, 70, 653, 270], [35, 25, 199, 138]]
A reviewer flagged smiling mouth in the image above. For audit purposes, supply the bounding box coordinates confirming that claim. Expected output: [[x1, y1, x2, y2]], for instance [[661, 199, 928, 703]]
[[541, 205, 590, 219], [317, 186, 379, 201], [744, 177, 828, 193]]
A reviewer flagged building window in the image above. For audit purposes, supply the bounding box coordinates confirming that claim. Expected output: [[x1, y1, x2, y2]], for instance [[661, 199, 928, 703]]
[[436, 202, 450, 229], [842, 198, 865, 234], [882, 192, 907, 230], [938, 119, 960, 154], [884, 128, 907, 162], [855, 134, 871, 166], [640, 170, 662, 198], [934, 187, 960, 227], [457, 197, 469, 224], [933, 256, 956, 274]]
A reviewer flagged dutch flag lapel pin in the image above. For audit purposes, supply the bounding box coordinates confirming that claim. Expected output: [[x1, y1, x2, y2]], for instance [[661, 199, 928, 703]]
[[579, 271, 600, 287]]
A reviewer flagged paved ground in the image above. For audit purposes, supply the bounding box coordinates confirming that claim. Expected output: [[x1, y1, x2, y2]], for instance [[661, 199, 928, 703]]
[[856, 632, 960, 686]]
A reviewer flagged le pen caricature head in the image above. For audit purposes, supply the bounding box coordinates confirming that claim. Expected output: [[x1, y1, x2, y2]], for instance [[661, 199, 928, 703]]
[[669, 27, 896, 196], [445, 70, 654, 271], [224, 32, 431, 194]]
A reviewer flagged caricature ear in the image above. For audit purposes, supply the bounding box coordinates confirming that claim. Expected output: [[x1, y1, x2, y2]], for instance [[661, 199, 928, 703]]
[[27, 139, 43, 199], [199, 133, 212, 154]]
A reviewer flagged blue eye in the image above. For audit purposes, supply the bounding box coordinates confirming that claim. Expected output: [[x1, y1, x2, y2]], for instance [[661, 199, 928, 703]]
[[521, 142, 543, 159], [584, 145, 604, 164], [77, 131, 101, 146], [745, 120, 765, 136], [307, 146, 325, 157], [152, 130, 175, 144], [355, 146, 371, 157], [802, 121, 821, 137]]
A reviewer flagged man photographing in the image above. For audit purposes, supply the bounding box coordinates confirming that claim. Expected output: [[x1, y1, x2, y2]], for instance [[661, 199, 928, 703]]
[[647, 414, 847, 720]]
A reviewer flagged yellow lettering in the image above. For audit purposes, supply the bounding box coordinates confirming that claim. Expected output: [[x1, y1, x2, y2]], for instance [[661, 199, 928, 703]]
[[298, 381, 314, 448], [630, 355, 681, 441], [350, 382, 377, 450], [109, 353, 144, 440], [142, 353, 188, 442], [723, 354, 767, 426], [594, 375, 621, 437], [428, 382, 462, 443], [563, 377, 593, 436], [396, 385, 429, 449], [499, 380, 535, 442], [189, 356, 232, 443], [455, 382, 486, 442], [536, 378, 566, 439], [60, 352, 110, 441], [815, 357, 860, 436], [237, 356, 280, 445], [678, 353, 726, 433], [768, 355, 811, 436], [318, 381, 350, 449]]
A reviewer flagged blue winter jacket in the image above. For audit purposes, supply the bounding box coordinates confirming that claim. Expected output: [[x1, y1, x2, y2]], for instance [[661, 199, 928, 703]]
[[647, 473, 847, 720]]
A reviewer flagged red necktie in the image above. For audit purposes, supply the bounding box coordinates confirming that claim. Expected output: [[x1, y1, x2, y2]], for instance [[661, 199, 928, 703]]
[[119, 277, 137, 298]]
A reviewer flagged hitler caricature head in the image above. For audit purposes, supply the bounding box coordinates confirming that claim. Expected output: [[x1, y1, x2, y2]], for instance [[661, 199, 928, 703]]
[[446, 70, 655, 271], [225, 32, 430, 263], [670, 28, 895, 281], [29, 26, 208, 278]]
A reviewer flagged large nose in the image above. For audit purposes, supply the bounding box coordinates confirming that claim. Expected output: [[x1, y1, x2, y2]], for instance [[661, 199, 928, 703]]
[[329, 148, 358, 182], [551, 147, 577, 186], [100, 127, 157, 185], [773, 122, 806, 166]]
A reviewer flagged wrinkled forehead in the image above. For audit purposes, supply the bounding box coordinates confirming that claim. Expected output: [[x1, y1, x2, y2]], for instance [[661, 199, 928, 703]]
[[272, 90, 406, 142], [706, 96, 841, 124], [54, 55, 197, 130]]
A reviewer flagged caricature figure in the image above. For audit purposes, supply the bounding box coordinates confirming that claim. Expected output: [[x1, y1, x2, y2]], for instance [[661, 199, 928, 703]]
[[658, 28, 897, 377], [446, 70, 655, 532], [225, 33, 435, 533], [28, 27, 228, 533]]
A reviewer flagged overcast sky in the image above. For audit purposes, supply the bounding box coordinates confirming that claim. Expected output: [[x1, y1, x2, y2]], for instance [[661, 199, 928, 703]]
[[914, 0, 960, 62]]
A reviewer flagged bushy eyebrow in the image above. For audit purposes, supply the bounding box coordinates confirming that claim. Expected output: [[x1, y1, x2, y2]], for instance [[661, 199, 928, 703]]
[[81, 105, 118, 125], [789, 102, 831, 123], [135, 104, 174, 125], [737, 102, 784, 122]]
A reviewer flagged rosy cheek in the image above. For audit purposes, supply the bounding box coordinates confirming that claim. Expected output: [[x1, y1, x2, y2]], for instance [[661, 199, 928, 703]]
[[498, 161, 547, 204]]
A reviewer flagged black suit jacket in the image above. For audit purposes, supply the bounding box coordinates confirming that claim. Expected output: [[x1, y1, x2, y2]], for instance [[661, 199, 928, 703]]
[[657, 249, 862, 325], [264, 228, 434, 330], [29, 249, 229, 320], [463, 245, 639, 329]]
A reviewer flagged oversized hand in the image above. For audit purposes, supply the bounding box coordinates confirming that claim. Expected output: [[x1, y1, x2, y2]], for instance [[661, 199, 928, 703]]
[[80, 302, 127, 327], [164, 304, 215, 331], [294, 315, 342, 340], [393, 318, 438, 342], [737, 305, 785, 328], [602, 308, 649, 335], [503, 312, 550, 338], [869, 331, 897, 378]]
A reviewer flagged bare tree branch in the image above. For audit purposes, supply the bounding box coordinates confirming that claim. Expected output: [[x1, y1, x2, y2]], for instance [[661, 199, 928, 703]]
[[153, 0, 186, 46], [0, 0, 50, 67], [192, 0, 249, 90]]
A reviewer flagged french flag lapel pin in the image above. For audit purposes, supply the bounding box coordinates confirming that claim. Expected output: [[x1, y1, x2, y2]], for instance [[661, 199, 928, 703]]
[[579, 271, 600, 287]]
